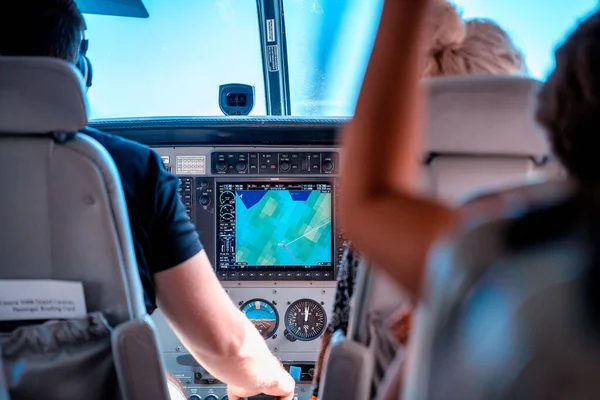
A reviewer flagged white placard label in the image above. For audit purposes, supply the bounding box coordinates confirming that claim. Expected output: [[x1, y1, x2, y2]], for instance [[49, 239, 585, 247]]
[[176, 155, 206, 175], [266, 19, 276, 42], [0, 280, 87, 321]]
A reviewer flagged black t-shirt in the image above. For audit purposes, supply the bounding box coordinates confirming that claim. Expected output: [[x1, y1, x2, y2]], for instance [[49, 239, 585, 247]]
[[82, 127, 203, 313]]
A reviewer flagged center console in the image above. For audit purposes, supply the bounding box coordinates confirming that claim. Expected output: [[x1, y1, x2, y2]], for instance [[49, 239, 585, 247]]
[[151, 146, 343, 400]]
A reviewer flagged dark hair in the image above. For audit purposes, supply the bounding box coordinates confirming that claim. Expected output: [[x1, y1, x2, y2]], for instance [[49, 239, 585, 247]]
[[536, 10, 600, 184], [0, 0, 85, 63]]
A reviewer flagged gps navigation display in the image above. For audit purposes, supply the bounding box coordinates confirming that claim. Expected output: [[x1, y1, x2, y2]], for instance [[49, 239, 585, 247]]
[[216, 182, 333, 274]]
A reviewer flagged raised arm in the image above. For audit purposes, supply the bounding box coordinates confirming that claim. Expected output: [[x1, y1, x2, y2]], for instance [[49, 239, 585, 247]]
[[339, 0, 458, 299]]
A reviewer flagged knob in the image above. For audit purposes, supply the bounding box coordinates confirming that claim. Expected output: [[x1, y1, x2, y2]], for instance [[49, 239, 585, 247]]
[[323, 160, 334, 172], [221, 397, 229, 400], [216, 161, 227, 172], [200, 180, 209, 189], [236, 161, 247, 172], [280, 161, 291, 172], [188, 396, 202, 400], [204, 395, 219, 400], [199, 196, 211, 206], [284, 329, 297, 342]]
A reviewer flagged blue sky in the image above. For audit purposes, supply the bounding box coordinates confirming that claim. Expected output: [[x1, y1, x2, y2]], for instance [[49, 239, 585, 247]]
[[84, 0, 598, 119]]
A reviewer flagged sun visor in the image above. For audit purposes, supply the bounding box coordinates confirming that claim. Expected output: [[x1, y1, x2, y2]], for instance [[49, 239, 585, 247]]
[[75, 0, 149, 18]]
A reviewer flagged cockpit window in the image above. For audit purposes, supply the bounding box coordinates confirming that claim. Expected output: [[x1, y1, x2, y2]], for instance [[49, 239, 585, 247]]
[[284, 0, 598, 116], [85, 0, 598, 119], [284, 0, 383, 117], [85, 0, 266, 119]]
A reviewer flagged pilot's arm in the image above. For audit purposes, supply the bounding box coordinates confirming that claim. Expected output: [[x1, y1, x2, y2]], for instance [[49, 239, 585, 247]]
[[339, 0, 457, 300], [155, 252, 294, 399], [143, 151, 294, 399]]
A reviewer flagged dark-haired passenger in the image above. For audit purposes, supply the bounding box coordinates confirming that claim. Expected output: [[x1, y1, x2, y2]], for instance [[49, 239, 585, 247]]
[[535, 10, 600, 185]]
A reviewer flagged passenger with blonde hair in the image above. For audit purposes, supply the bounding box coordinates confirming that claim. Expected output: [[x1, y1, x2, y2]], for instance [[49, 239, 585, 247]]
[[336, 0, 532, 398], [310, 1, 526, 398], [423, 0, 526, 77]]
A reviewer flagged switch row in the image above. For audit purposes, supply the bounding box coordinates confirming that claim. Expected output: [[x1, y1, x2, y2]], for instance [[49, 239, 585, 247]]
[[211, 152, 338, 175]]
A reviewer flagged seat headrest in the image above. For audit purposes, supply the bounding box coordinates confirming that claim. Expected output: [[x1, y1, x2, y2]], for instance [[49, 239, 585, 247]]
[[424, 75, 549, 159], [0, 56, 89, 134]]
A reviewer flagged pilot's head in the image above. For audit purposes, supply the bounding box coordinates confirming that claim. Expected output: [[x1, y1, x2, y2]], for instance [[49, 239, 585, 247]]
[[422, 0, 526, 77], [536, 10, 600, 184], [0, 0, 85, 64]]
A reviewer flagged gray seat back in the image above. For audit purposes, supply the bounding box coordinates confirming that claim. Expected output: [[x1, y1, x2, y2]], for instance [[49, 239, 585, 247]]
[[405, 180, 600, 399], [0, 56, 168, 400], [421, 75, 559, 204], [353, 75, 557, 343]]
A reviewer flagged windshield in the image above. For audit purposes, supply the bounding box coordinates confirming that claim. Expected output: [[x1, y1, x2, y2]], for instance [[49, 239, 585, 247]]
[[85, 0, 598, 119], [85, 0, 266, 119]]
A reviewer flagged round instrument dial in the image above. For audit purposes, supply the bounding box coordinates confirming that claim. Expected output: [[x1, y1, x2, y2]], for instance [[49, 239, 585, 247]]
[[219, 191, 235, 205], [219, 213, 234, 222], [220, 204, 233, 214], [240, 299, 279, 339], [284, 299, 327, 341]]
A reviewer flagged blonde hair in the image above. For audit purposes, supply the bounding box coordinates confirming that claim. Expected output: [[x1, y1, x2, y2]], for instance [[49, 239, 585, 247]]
[[422, 0, 526, 77]]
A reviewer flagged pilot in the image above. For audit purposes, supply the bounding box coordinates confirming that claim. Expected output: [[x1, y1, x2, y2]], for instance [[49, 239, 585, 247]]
[[0, 1, 294, 399], [312, 0, 526, 396]]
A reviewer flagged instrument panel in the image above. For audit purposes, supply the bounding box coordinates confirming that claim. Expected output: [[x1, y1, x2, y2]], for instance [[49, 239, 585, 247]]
[[151, 145, 342, 400], [160, 148, 345, 282]]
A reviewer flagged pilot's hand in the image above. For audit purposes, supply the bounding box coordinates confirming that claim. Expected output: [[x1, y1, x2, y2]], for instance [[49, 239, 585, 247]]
[[226, 368, 295, 400]]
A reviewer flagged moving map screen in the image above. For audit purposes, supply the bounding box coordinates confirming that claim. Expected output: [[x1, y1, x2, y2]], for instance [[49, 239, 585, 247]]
[[216, 182, 333, 272]]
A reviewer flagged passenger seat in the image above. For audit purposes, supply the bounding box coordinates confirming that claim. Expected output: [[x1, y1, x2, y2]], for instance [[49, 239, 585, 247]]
[[421, 74, 558, 205]]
